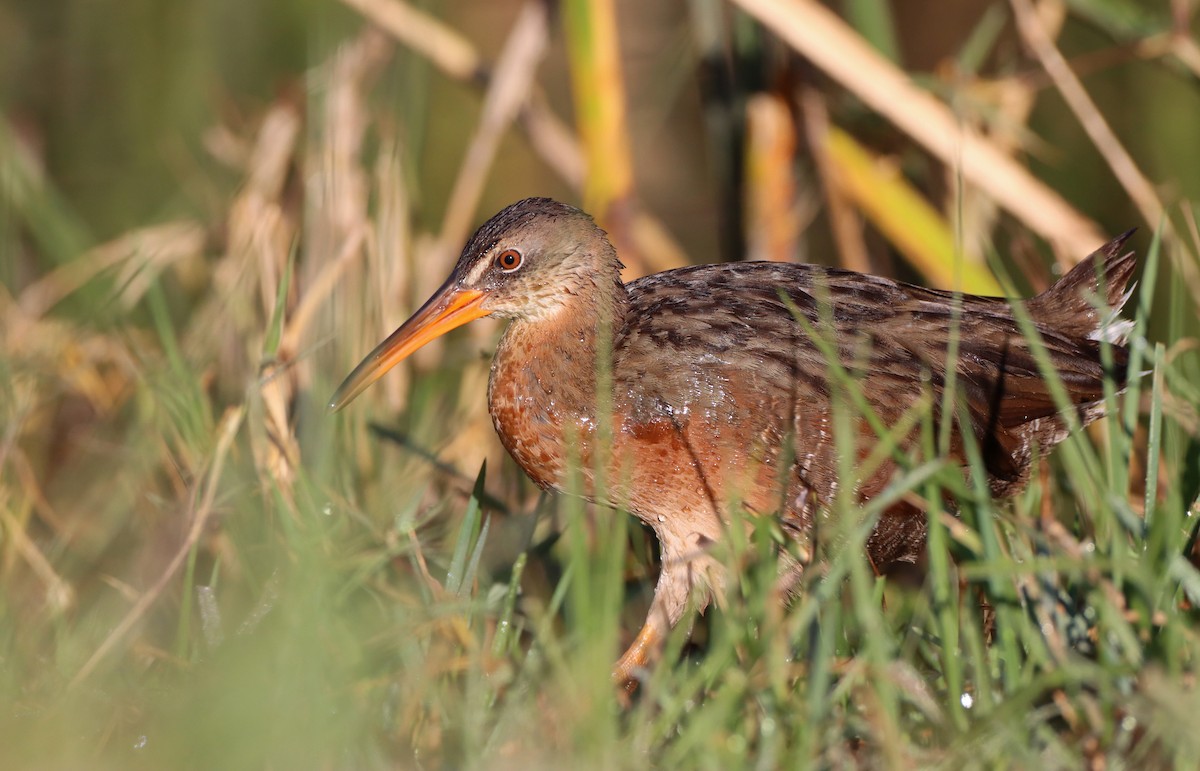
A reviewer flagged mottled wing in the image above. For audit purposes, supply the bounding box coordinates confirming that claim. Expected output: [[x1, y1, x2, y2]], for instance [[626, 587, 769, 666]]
[[617, 261, 1125, 522]]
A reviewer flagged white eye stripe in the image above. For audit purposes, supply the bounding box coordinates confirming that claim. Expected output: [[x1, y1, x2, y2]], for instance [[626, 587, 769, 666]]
[[463, 258, 492, 285]]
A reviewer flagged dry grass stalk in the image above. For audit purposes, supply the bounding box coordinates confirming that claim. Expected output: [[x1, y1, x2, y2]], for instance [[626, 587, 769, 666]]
[[800, 85, 870, 273], [257, 357, 301, 489], [70, 405, 246, 688], [340, 0, 481, 81], [0, 491, 74, 613], [341, 0, 566, 185], [744, 93, 803, 263], [368, 140, 414, 413], [17, 220, 205, 319], [951, 0, 1065, 260], [1012, 2, 1200, 314], [1010, 0, 1165, 230], [7, 444, 67, 535], [259, 30, 392, 489], [280, 226, 368, 373], [824, 127, 1001, 294], [562, 0, 635, 226], [521, 90, 587, 190], [194, 101, 300, 397], [435, 1, 549, 257], [310, 28, 392, 261], [4, 298, 143, 431], [3, 221, 196, 545], [1162, 32, 1200, 79], [341, 0, 688, 274], [732, 0, 1107, 264], [627, 211, 690, 275], [214, 102, 302, 486], [308, 30, 397, 438]]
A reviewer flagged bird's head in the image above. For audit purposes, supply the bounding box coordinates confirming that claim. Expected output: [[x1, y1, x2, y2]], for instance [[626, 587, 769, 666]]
[[328, 198, 621, 412]]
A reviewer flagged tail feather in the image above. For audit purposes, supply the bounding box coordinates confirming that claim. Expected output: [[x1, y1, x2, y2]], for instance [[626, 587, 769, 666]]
[[1027, 229, 1138, 344]]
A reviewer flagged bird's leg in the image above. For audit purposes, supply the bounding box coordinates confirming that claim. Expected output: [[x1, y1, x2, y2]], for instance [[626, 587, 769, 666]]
[[612, 528, 718, 689], [612, 614, 663, 688], [611, 581, 681, 691]]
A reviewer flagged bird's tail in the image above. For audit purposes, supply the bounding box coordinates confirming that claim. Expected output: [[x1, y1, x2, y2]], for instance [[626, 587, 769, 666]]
[[1027, 229, 1139, 345]]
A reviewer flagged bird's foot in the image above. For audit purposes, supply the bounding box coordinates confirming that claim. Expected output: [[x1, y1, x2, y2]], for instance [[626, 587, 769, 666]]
[[612, 620, 661, 696]]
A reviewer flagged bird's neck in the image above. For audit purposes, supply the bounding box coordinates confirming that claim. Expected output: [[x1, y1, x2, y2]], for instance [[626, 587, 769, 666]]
[[487, 274, 629, 490]]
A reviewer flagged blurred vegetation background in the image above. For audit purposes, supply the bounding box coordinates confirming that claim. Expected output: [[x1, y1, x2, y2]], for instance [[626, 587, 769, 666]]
[[2, 0, 1200, 767]]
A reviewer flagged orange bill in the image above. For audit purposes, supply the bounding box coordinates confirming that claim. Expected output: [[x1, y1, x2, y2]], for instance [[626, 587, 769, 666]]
[[328, 282, 488, 412]]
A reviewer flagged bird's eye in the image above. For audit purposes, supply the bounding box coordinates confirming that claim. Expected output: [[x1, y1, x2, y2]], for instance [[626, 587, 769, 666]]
[[495, 249, 523, 272]]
